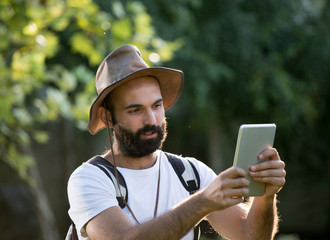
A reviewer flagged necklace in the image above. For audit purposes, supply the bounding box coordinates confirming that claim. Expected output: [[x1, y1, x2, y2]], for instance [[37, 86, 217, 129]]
[[113, 156, 161, 225]]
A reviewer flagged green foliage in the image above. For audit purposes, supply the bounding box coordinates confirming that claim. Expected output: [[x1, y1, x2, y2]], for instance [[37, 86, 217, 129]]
[[144, 0, 330, 177], [0, 0, 180, 181]]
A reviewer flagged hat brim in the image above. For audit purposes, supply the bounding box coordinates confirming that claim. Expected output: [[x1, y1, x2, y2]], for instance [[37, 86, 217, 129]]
[[88, 67, 184, 134]]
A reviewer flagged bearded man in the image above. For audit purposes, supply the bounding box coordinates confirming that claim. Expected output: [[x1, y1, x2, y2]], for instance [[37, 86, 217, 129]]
[[67, 45, 286, 240]]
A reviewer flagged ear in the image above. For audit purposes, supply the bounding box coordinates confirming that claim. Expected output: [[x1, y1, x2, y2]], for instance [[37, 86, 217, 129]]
[[98, 106, 114, 128]]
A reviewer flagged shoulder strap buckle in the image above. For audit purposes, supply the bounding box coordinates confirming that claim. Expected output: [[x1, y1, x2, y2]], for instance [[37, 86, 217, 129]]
[[88, 156, 127, 208], [165, 152, 200, 195]]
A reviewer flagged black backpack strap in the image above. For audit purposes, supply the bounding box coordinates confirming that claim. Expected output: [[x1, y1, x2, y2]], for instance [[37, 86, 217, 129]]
[[65, 222, 78, 240], [88, 156, 128, 208], [71, 223, 78, 240], [165, 152, 200, 194], [165, 152, 201, 240]]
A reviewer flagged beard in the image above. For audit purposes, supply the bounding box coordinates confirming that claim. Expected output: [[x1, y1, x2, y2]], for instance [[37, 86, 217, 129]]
[[113, 120, 167, 158]]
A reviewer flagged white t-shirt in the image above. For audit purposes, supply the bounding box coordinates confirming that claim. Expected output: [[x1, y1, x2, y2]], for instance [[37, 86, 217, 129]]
[[67, 150, 217, 240]]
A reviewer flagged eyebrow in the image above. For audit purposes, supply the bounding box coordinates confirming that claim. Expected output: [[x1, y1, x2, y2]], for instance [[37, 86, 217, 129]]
[[124, 98, 163, 110]]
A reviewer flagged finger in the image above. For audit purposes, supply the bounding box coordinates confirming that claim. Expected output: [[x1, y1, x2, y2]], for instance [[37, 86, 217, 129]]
[[250, 168, 286, 178], [221, 177, 250, 189], [222, 187, 250, 198], [251, 176, 286, 187], [220, 167, 246, 179], [258, 148, 280, 160], [250, 159, 285, 172]]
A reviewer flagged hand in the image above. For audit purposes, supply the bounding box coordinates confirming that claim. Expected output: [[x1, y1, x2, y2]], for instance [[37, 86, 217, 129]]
[[249, 148, 286, 196], [202, 167, 250, 211]]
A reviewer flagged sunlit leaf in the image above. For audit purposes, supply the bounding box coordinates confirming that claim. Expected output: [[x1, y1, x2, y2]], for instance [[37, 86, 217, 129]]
[[11, 84, 25, 106], [33, 99, 48, 120], [0, 94, 14, 123], [0, 122, 11, 138], [68, 0, 92, 8], [111, 18, 132, 41], [11, 48, 45, 81], [6, 144, 34, 182], [73, 65, 94, 84], [46, 88, 72, 119], [15, 127, 30, 145], [50, 14, 70, 31], [112, 1, 126, 18], [135, 13, 153, 36], [23, 22, 38, 36], [0, 25, 9, 50], [72, 93, 90, 121], [157, 40, 182, 62], [70, 33, 102, 65], [0, 3, 15, 21], [33, 130, 49, 144], [42, 32, 59, 57], [12, 108, 33, 126], [77, 12, 90, 29], [59, 71, 77, 92], [48, 0, 65, 18]]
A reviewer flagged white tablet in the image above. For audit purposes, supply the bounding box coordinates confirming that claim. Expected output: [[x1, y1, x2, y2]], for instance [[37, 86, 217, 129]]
[[233, 124, 276, 196]]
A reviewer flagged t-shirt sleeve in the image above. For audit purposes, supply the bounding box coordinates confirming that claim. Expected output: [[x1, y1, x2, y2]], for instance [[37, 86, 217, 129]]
[[67, 163, 119, 238], [187, 157, 217, 189]]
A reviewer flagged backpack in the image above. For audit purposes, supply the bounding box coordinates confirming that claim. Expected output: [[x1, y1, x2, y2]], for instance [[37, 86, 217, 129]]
[[65, 152, 201, 240]]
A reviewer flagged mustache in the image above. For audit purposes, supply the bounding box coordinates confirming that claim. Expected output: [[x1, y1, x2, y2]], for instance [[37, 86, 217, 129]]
[[136, 125, 163, 135]]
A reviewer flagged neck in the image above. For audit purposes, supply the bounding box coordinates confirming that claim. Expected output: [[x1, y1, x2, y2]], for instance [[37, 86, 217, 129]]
[[103, 148, 158, 170]]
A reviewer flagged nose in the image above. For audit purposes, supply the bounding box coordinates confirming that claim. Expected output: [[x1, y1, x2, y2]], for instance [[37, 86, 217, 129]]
[[144, 109, 157, 126]]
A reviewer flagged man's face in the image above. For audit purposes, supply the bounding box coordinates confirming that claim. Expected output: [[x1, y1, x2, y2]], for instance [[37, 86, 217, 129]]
[[109, 77, 166, 157]]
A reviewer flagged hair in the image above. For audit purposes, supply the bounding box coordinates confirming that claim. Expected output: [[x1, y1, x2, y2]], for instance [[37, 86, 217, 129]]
[[103, 93, 117, 124]]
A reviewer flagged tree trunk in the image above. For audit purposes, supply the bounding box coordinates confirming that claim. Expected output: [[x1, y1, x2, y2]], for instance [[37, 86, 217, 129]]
[[28, 151, 61, 240]]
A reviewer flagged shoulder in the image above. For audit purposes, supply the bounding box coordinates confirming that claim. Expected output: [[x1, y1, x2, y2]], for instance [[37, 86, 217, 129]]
[[67, 159, 119, 237], [68, 161, 108, 187], [67, 160, 117, 205]]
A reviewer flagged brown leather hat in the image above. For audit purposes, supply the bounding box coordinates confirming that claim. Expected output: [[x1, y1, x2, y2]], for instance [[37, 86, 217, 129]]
[[88, 45, 184, 134]]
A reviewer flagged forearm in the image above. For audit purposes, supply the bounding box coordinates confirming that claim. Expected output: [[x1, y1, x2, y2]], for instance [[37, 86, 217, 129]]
[[121, 191, 210, 240], [88, 167, 252, 240], [243, 195, 279, 240]]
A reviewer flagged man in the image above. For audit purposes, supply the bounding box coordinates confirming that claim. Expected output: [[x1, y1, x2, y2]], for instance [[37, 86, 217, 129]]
[[67, 45, 286, 240]]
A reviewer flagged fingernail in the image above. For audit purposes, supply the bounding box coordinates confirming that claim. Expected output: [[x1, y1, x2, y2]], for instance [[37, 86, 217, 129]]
[[251, 166, 256, 171], [259, 154, 263, 159]]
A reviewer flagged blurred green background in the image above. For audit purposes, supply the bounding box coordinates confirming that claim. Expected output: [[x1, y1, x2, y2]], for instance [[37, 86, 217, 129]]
[[0, 0, 329, 239]]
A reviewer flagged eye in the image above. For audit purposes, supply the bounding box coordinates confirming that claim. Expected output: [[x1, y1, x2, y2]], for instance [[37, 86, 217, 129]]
[[128, 108, 141, 114], [154, 102, 163, 108]]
